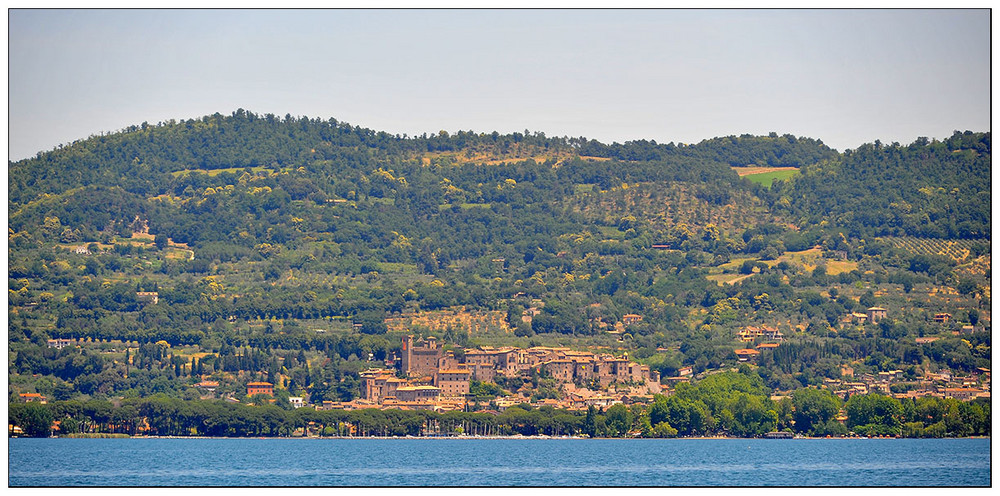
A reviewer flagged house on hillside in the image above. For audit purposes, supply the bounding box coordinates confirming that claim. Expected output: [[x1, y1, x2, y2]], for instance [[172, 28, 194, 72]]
[[877, 370, 903, 382], [46, 338, 76, 349], [19, 393, 47, 404], [247, 382, 274, 397], [866, 307, 887, 323], [136, 292, 159, 305], [194, 380, 219, 393], [738, 325, 784, 343], [622, 314, 643, 326], [734, 349, 760, 362]]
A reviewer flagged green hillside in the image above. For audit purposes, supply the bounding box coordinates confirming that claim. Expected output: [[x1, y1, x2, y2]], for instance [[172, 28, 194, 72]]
[[8, 110, 991, 424]]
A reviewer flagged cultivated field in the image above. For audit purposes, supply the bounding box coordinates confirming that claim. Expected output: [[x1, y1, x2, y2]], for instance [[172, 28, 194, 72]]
[[879, 237, 983, 262]]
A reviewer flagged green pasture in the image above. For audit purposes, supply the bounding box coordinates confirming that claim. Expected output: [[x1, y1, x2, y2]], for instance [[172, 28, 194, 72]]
[[744, 169, 799, 187]]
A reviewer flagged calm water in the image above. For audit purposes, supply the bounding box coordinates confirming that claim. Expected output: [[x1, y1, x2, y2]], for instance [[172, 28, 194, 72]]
[[7, 437, 991, 486]]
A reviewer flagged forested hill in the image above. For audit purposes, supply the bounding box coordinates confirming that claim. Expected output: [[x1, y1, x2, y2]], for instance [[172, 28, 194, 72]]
[[770, 132, 991, 239], [10, 110, 840, 207], [8, 110, 992, 409], [569, 133, 838, 166], [7, 111, 816, 238], [9, 111, 989, 248]]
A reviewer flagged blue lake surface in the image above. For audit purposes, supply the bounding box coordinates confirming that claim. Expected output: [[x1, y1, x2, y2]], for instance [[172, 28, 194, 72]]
[[7, 437, 991, 486]]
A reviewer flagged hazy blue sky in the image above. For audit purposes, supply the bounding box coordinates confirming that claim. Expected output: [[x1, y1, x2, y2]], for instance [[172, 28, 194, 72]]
[[8, 9, 990, 160]]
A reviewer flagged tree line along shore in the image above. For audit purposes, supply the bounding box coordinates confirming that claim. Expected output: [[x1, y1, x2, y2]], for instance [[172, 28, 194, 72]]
[[10, 371, 989, 439]]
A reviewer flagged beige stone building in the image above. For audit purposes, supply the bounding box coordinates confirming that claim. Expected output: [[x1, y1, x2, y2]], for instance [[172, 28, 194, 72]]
[[435, 369, 472, 397], [867, 307, 888, 323], [535, 352, 660, 394], [393, 385, 441, 402], [402, 335, 442, 377], [360, 369, 407, 403]]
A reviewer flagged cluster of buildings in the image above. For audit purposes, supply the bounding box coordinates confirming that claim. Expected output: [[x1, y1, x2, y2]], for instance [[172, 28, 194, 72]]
[[191, 379, 308, 409], [736, 325, 785, 343], [730, 319, 991, 403], [46, 338, 78, 350], [840, 307, 987, 337], [733, 325, 784, 362], [17, 393, 47, 404], [816, 366, 991, 401], [325, 335, 662, 412], [838, 306, 889, 327]]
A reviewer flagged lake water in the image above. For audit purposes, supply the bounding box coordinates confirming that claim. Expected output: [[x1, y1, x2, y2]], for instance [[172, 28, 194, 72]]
[[7, 437, 991, 486]]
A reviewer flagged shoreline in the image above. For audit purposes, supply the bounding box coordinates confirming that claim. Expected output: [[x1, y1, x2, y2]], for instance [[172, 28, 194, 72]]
[[34, 434, 991, 441]]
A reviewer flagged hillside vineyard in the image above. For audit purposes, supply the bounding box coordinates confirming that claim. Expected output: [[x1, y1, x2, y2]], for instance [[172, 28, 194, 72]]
[[8, 111, 990, 439]]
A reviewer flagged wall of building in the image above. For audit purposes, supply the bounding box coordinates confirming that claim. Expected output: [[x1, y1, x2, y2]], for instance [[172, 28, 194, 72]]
[[402, 336, 443, 377]]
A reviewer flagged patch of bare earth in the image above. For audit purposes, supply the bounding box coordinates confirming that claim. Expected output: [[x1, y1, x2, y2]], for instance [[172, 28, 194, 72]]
[[732, 166, 799, 176]]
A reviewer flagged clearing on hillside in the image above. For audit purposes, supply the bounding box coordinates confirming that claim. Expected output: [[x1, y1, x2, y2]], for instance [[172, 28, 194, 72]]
[[776, 247, 857, 275], [706, 247, 858, 285], [171, 166, 274, 177], [733, 167, 799, 187]]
